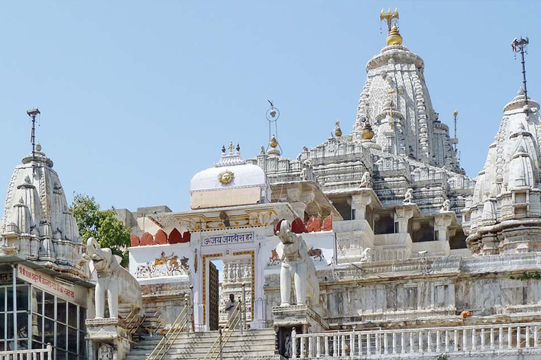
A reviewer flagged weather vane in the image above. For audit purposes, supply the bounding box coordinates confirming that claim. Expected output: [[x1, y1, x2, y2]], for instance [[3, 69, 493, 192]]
[[266, 100, 282, 154], [26, 108, 41, 161], [511, 37, 530, 108], [380, 8, 399, 33]]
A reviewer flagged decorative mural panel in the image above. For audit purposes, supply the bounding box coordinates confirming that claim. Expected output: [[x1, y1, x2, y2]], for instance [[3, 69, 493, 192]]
[[135, 251, 190, 278]]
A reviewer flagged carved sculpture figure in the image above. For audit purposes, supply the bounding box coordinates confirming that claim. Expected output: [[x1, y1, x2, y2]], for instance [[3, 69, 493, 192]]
[[403, 188, 414, 204], [98, 344, 114, 360], [360, 247, 372, 263], [440, 199, 451, 212], [84, 237, 142, 318], [275, 219, 319, 307], [359, 171, 372, 188]]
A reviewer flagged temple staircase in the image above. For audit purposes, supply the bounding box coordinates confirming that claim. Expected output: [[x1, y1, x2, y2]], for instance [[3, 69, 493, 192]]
[[126, 328, 276, 360]]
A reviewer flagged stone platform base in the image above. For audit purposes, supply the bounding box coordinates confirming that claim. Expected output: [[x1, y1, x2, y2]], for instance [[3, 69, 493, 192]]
[[272, 304, 328, 332], [86, 318, 131, 360]]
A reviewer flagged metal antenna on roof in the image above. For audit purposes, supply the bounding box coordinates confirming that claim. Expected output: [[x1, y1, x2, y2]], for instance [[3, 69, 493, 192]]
[[26, 108, 41, 161], [511, 37, 530, 109], [453, 110, 458, 152]]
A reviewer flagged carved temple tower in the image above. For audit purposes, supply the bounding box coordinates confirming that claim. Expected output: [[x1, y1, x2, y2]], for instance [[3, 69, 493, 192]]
[[250, 18, 473, 219], [464, 89, 541, 255], [0, 143, 86, 274], [0, 139, 93, 357], [353, 24, 459, 170]]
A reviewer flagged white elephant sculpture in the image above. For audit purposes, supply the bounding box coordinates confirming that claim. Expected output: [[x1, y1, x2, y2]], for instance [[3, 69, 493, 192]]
[[84, 237, 142, 319], [275, 220, 320, 307]]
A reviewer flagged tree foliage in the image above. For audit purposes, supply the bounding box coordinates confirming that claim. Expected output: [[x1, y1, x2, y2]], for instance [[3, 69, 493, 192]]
[[70, 193, 131, 267]]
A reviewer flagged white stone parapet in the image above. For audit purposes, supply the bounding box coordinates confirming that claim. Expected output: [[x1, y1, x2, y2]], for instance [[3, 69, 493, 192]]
[[291, 322, 541, 359]]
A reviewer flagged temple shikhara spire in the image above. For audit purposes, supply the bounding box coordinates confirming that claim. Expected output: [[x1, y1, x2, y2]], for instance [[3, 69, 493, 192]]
[[2, 10, 541, 360]]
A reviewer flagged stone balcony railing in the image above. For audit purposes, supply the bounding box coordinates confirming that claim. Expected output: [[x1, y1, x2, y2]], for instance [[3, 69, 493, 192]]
[[291, 322, 541, 359]]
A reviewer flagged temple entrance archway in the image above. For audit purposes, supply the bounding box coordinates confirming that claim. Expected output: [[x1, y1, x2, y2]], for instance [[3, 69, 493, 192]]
[[202, 251, 256, 330]]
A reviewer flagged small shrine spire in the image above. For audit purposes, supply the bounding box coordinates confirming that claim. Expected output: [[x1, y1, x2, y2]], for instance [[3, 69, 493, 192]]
[[380, 8, 402, 46], [511, 37, 530, 109], [26, 108, 41, 161]]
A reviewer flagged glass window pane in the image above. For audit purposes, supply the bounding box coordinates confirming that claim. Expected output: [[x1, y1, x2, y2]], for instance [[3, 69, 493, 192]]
[[68, 303, 77, 327], [0, 313, 4, 338], [16, 286, 28, 311], [6, 313, 13, 339], [57, 298, 67, 324], [79, 331, 86, 357], [16, 339, 27, 350], [79, 307, 86, 330], [0, 287, 5, 312], [68, 327, 77, 353], [6, 287, 13, 311], [56, 349, 67, 360], [32, 314, 43, 343], [57, 323, 66, 349], [44, 318, 54, 346], [32, 288, 43, 315], [17, 312, 28, 339], [44, 293, 54, 319]]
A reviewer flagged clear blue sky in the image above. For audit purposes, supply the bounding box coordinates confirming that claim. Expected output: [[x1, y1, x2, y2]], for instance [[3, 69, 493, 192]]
[[0, 0, 539, 212]]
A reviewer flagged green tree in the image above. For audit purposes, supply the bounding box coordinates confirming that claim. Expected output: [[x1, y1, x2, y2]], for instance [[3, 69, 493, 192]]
[[70, 193, 131, 267]]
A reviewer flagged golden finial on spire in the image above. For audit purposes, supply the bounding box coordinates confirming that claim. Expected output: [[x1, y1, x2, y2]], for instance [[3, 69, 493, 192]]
[[335, 120, 342, 137], [269, 135, 278, 148], [361, 121, 375, 140], [380, 8, 402, 46]]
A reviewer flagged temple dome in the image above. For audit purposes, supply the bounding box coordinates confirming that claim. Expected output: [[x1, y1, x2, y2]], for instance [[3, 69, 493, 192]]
[[190, 145, 271, 209]]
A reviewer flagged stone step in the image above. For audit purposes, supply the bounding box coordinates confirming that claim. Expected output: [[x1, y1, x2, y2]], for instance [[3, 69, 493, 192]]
[[134, 331, 275, 346], [127, 328, 276, 360], [131, 341, 274, 352]]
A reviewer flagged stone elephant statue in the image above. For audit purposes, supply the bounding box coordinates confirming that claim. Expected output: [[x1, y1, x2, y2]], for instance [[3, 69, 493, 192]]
[[85, 237, 142, 319], [275, 219, 320, 307]]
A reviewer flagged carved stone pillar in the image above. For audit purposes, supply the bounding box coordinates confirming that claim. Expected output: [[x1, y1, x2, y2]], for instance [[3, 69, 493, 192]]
[[434, 213, 453, 242], [351, 191, 372, 220], [395, 205, 415, 234]]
